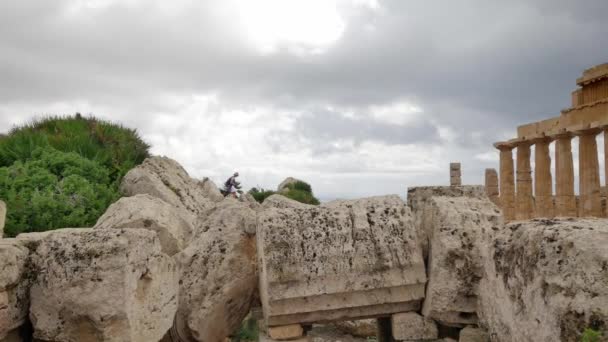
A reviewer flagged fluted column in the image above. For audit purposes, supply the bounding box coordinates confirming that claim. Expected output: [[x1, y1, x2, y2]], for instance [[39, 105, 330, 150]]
[[515, 142, 534, 220], [577, 129, 602, 217], [495, 143, 515, 221], [533, 137, 554, 218], [554, 133, 577, 217], [485, 168, 500, 206]]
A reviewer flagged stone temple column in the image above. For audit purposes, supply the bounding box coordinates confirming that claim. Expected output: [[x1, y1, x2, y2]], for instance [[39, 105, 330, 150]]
[[515, 141, 534, 220], [533, 137, 554, 218], [495, 143, 515, 221], [554, 133, 577, 217], [576, 129, 602, 217], [485, 168, 500, 206]]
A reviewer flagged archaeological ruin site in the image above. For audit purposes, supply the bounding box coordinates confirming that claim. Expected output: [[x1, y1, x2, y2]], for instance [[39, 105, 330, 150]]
[[1, 64, 607, 342]]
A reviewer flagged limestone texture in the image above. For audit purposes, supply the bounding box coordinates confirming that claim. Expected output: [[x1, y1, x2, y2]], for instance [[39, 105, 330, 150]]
[[268, 324, 304, 340], [94, 194, 197, 255], [258, 195, 426, 327], [407, 186, 487, 259], [169, 200, 258, 342], [29, 228, 178, 342], [458, 327, 489, 342], [332, 319, 377, 338], [199, 177, 225, 203], [0, 240, 29, 340], [120, 156, 214, 216], [421, 195, 502, 327], [0, 200, 5, 237], [391, 312, 438, 341], [478, 218, 608, 342], [262, 194, 315, 210]]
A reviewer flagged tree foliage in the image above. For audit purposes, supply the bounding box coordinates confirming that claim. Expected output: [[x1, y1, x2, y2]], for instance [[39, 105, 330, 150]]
[[248, 180, 320, 205]]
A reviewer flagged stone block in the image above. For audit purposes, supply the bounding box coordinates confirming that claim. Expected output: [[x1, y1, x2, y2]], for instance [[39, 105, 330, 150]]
[[0, 200, 5, 237], [450, 170, 461, 177], [0, 240, 29, 340], [268, 324, 304, 340], [450, 176, 462, 185], [478, 218, 608, 341], [258, 196, 426, 327], [332, 319, 377, 337], [94, 194, 197, 255], [391, 312, 438, 341], [458, 327, 489, 342], [29, 228, 178, 342], [450, 163, 461, 171], [421, 196, 502, 326], [259, 331, 309, 342]]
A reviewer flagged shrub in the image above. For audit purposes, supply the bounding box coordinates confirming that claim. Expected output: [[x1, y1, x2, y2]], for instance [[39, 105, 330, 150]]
[[581, 328, 602, 342], [284, 181, 320, 205], [0, 114, 150, 183], [232, 316, 258, 341], [0, 147, 119, 237], [248, 187, 276, 203]]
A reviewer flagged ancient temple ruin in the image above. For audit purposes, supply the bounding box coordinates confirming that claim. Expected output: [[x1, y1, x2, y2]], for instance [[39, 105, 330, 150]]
[[490, 63, 608, 221]]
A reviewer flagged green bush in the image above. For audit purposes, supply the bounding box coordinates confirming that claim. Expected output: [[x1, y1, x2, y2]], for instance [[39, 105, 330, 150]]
[[0, 147, 119, 237], [248, 187, 276, 203], [232, 316, 258, 341], [581, 328, 602, 342], [0, 114, 150, 182]]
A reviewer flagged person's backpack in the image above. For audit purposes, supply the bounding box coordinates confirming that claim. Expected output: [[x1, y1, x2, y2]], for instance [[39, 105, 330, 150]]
[[224, 177, 233, 188]]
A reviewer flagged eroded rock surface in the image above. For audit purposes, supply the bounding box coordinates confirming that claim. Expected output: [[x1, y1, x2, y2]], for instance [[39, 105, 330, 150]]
[[421, 195, 502, 327], [478, 218, 608, 342], [29, 228, 178, 342], [262, 194, 314, 210], [0, 240, 29, 340], [94, 194, 197, 255], [0, 200, 6, 237], [169, 200, 258, 342], [332, 319, 377, 338], [391, 312, 438, 341], [120, 156, 214, 216], [258, 195, 426, 327], [199, 177, 225, 203]]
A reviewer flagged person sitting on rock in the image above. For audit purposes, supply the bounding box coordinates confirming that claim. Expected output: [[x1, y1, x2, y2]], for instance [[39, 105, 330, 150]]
[[222, 172, 241, 198]]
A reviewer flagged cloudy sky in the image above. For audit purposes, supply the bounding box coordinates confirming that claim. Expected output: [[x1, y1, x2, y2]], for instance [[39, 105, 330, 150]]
[[1, 0, 607, 200]]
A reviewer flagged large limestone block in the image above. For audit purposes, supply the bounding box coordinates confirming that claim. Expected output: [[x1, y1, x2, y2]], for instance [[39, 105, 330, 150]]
[[120, 156, 214, 216], [0, 200, 5, 237], [262, 194, 314, 210], [407, 186, 489, 259], [170, 201, 258, 342], [258, 195, 426, 327], [0, 240, 29, 340], [421, 196, 502, 327], [391, 312, 438, 341], [94, 194, 197, 255], [268, 324, 304, 340], [30, 228, 178, 342], [332, 319, 377, 338], [458, 327, 489, 342], [199, 177, 225, 203], [478, 218, 608, 342]]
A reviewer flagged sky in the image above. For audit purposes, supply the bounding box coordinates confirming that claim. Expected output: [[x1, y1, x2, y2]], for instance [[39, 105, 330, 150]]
[[1, 0, 607, 201]]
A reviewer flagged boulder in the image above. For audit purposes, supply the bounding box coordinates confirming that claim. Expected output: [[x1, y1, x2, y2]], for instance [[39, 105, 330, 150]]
[[458, 327, 489, 342], [199, 177, 224, 203], [94, 194, 197, 255], [258, 195, 426, 327], [120, 156, 214, 216], [240, 193, 263, 211], [277, 177, 304, 193], [0, 240, 29, 340], [169, 200, 258, 342], [0, 200, 5, 237], [406, 186, 488, 259], [478, 218, 608, 342], [391, 312, 438, 341], [29, 228, 178, 342], [332, 319, 377, 338], [421, 195, 502, 327], [15, 228, 90, 251], [262, 194, 314, 210]]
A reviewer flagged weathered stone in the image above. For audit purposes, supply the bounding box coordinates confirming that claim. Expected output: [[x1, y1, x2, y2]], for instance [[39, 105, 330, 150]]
[[94, 194, 197, 255], [262, 194, 314, 210], [478, 218, 608, 341], [0, 328, 25, 342], [458, 327, 489, 342], [268, 324, 304, 340], [421, 195, 502, 326], [199, 177, 225, 203], [120, 156, 214, 216], [555, 134, 577, 217], [0, 240, 29, 340], [277, 177, 305, 193], [15, 228, 90, 251], [170, 200, 258, 342], [259, 331, 309, 342], [533, 138, 554, 218], [307, 324, 371, 342], [407, 186, 488, 259], [484, 169, 499, 206], [258, 195, 426, 327], [515, 142, 533, 220], [332, 319, 377, 338], [496, 145, 515, 221], [391, 312, 438, 341], [241, 193, 263, 211], [0, 200, 5, 237], [30, 228, 178, 342]]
